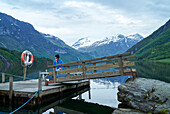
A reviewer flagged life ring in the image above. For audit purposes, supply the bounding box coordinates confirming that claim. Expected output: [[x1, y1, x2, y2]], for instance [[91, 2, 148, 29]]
[[21, 50, 33, 66]]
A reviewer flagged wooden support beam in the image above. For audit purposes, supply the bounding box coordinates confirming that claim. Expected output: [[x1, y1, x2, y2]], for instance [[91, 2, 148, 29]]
[[67, 66, 70, 77], [53, 67, 56, 83], [93, 63, 97, 73], [124, 58, 128, 69], [118, 56, 124, 75], [82, 62, 86, 79], [23, 65, 27, 81], [2, 73, 5, 83], [9, 76, 13, 103], [38, 72, 42, 98]]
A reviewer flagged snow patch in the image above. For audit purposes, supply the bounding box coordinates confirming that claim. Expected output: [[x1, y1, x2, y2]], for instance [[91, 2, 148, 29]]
[[72, 37, 94, 49], [55, 49, 67, 54]]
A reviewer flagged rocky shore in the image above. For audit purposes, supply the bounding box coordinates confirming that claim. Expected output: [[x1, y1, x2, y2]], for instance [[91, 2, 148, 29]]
[[113, 78, 170, 114]]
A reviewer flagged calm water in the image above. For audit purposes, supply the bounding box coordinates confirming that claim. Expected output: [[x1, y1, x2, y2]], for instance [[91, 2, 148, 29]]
[[134, 61, 170, 83], [0, 61, 170, 113]]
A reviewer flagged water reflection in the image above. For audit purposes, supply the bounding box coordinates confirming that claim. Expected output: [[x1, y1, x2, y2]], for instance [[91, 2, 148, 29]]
[[134, 61, 170, 83], [73, 80, 120, 108]]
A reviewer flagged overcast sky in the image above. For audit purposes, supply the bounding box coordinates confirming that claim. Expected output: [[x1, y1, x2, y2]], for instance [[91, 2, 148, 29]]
[[0, 0, 170, 45]]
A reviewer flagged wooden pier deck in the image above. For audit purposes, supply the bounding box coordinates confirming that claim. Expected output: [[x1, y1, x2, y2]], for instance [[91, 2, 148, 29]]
[[0, 79, 90, 105]]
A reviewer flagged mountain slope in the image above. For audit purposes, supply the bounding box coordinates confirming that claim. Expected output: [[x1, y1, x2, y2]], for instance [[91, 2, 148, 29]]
[[0, 47, 52, 75], [127, 19, 170, 60], [0, 12, 92, 62], [72, 34, 143, 57]]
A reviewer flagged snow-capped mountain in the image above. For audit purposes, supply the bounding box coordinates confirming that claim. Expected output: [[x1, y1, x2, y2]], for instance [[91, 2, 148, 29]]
[[72, 34, 143, 57], [72, 37, 93, 49]]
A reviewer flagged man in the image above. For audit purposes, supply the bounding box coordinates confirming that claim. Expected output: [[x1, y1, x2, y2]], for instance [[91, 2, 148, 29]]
[[53, 55, 63, 71]]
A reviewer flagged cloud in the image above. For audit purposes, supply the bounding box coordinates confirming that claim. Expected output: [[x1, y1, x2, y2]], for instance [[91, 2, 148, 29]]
[[0, 0, 169, 45]]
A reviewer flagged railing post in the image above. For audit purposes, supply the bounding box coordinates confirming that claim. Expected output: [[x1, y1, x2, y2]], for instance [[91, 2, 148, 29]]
[[118, 56, 124, 75], [23, 65, 27, 81], [93, 63, 97, 73], [2, 73, 5, 83], [124, 58, 128, 69], [67, 66, 70, 77], [9, 76, 13, 103], [38, 72, 42, 98], [82, 62, 86, 79], [53, 67, 56, 83]]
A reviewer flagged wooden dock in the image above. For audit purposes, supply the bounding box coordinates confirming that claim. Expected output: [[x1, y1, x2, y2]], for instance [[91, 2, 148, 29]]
[[0, 87, 90, 113], [0, 78, 90, 106]]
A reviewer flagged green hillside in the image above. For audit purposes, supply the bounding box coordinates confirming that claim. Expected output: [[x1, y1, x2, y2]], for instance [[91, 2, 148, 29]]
[[135, 28, 170, 60], [0, 47, 52, 75], [127, 19, 170, 60]]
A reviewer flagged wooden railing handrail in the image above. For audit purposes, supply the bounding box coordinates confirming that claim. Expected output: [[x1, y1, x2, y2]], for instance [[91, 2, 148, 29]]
[[48, 61, 134, 75], [48, 52, 132, 68]]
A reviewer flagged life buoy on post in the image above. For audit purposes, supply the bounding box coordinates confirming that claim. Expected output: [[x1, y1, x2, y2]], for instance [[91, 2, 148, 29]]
[[21, 50, 34, 66]]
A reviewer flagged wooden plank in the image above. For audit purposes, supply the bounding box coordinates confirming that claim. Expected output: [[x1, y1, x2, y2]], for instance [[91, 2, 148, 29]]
[[123, 55, 136, 59], [2, 73, 5, 83], [48, 52, 131, 68], [56, 68, 83, 74], [118, 56, 124, 75], [55, 69, 132, 82], [53, 67, 56, 83], [9, 77, 13, 102]]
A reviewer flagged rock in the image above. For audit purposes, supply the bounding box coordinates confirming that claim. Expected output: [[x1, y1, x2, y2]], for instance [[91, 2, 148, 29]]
[[117, 78, 170, 113], [113, 108, 145, 114]]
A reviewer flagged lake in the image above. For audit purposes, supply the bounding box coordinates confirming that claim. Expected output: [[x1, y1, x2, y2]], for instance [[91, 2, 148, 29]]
[[0, 61, 170, 113]]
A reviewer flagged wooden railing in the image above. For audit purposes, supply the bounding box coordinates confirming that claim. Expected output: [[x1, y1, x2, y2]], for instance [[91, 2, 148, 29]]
[[48, 52, 136, 83]]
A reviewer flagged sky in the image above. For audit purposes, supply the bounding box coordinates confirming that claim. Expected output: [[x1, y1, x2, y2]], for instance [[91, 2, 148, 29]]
[[0, 0, 170, 45]]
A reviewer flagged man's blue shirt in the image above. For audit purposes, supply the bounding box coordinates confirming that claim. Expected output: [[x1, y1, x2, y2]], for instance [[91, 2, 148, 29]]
[[53, 59, 63, 70]]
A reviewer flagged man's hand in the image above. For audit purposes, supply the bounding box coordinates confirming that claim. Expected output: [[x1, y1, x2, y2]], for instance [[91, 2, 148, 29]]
[[59, 67, 62, 70]]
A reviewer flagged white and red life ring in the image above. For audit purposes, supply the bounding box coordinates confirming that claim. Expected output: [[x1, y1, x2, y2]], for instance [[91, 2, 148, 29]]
[[21, 50, 33, 66]]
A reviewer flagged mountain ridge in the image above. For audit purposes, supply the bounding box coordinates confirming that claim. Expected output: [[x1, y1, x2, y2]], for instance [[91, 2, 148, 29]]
[[72, 33, 143, 57]]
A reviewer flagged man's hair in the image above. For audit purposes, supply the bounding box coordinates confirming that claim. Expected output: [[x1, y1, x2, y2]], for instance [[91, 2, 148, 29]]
[[55, 54, 59, 59]]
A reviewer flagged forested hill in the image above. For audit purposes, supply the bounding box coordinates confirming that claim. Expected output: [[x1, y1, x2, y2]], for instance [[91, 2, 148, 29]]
[[127, 19, 170, 60]]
